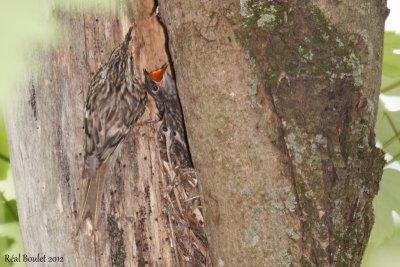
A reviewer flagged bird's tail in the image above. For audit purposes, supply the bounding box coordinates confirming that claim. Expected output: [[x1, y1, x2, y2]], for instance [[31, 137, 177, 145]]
[[73, 156, 107, 236]]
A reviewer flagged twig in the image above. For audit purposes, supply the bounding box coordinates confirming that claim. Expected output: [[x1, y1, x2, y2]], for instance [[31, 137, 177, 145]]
[[381, 79, 400, 94], [386, 153, 400, 165], [383, 132, 400, 150], [382, 112, 400, 149]]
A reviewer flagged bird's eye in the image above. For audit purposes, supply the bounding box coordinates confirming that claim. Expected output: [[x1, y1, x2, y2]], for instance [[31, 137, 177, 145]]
[[152, 84, 159, 91], [162, 126, 168, 132]]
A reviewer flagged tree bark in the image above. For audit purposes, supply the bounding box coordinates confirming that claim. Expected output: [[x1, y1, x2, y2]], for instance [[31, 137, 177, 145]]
[[5, 1, 179, 266], [158, 0, 387, 266], [4, 0, 387, 266]]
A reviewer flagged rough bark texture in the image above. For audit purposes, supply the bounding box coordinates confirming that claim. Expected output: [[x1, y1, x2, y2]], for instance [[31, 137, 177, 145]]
[[4, 1, 182, 266], [159, 0, 387, 266], [4, 0, 387, 266]]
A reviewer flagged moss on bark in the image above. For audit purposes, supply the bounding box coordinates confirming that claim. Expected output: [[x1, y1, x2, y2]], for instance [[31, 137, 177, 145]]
[[236, 0, 386, 265]]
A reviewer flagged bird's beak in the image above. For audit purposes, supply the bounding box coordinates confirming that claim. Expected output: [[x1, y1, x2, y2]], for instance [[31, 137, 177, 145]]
[[148, 63, 168, 83], [124, 26, 133, 43]]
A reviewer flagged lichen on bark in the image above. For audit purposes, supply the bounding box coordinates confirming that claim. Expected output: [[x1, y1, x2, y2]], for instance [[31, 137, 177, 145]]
[[236, 0, 386, 265]]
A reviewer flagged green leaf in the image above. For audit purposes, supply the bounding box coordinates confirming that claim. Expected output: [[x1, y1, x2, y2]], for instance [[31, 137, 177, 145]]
[[367, 169, 400, 249], [381, 32, 400, 95], [0, 235, 14, 252], [0, 192, 18, 223], [0, 222, 24, 267], [363, 227, 400, 267], [0, 115, 10, 180], [0, 235, 15, 267]]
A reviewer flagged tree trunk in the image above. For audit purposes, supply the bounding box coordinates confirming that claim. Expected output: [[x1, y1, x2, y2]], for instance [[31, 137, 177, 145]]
[[158, 0, 387, 266], [5, 1, 178, 266], [4, 0, 387, 266]]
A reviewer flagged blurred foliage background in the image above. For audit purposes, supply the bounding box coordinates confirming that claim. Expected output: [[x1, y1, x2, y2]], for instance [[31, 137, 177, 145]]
[[363, 31, 400, 266], [0, 117, 23, 267], [0, 1, 399, 267]]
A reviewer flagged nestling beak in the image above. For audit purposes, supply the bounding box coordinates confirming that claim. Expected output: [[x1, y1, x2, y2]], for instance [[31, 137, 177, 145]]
[[148, 63, 168, 83]]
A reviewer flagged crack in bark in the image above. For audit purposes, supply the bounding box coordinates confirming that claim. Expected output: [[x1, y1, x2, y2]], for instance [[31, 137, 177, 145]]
[[29, 80, 38, 121]]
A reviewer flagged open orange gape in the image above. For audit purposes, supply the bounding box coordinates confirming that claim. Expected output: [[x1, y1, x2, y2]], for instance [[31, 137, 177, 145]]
[[149, 63, 168, 83]]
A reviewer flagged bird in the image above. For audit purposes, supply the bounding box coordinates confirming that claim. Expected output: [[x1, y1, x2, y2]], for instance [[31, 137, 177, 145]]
[[144, 64, 192, 168], [74, 27, 147, 235], [144, 64, 211, 266]]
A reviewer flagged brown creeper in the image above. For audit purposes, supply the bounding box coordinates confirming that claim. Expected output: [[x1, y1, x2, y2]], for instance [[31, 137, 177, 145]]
[[144, 65, 211, 266], [75, 27, 147, 235]]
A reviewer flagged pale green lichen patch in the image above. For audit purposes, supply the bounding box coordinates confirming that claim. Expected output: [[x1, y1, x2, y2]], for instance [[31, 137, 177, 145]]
[[257, 13, 276, 27], [247, 76, 262, 109], [264, 185, 297, 214], [244, 50, 257, 69], [298, 46, 314, 61], [243, 51, 263, 109], [271, 201, 285, 213], [239, 0, 253, 18], [235, 0, 384, 265], [278, 250, 293, 267], [239, 0, 288, 29], [251, 205, 262, 218], [285, 132, 306, 165], [284, 190, 297, 213], [343, 52, 363, 86], [243, 225, 260, 247], [241, 186, 252, 198], [256, 5, 278, 27], [286, 228, 301, 241]]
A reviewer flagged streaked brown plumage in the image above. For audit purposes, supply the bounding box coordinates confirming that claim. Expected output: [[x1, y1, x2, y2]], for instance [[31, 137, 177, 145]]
[[75, 27, 147, 235], [144, 65, 211, 266]]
